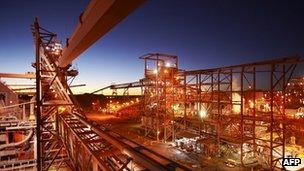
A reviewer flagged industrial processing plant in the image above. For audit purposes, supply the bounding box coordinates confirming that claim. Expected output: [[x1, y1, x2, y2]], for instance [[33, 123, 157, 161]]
[[0, 0, 303, 171]]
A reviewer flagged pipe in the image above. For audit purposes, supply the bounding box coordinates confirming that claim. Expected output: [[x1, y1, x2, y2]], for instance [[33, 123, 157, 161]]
[[0, 129, 34, 150], [0, 101, 35, 110]]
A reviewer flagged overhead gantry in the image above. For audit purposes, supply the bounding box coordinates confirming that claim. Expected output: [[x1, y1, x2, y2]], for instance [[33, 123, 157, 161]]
[[91, 81, 144, 96], [58, 0, 146, 67]]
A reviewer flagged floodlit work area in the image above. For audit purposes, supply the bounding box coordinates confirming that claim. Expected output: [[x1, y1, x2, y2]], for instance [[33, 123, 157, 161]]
[[0, 0, 304, 171]]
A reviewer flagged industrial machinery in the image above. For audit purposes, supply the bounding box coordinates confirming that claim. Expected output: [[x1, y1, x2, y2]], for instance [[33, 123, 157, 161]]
[[93, 54, 304, 170], [0, 0, 303, 170]]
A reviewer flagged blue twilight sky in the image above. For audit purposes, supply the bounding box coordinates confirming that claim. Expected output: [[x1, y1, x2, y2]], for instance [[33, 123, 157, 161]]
[[0, 0, 303, 93]]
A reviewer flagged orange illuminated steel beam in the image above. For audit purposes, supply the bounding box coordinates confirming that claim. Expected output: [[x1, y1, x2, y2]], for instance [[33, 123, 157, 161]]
[[0, 72, 35, 79], [58, 0, 146, 67], [12, 84, 86, 91], [91, 81, 143, 94]]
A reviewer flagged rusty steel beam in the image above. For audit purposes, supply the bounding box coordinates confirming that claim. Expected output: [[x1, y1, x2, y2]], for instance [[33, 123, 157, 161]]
[[11, 84, 86, 91], [0, 72, 35, 79], [110, 81, 143, 89], [91, 81, 143, 94], [58, 0, 146, 67], [91, 85, 111, 94], [183, 55, 303, 75]]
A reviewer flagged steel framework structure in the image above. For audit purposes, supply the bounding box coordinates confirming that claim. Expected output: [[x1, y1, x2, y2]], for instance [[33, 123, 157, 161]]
[[32, 20, 189, 171], [140, 53, 179, 142], [91, 81, 143, 96], [90, 54, 304, 170], [32, 19, 75, 170], [182, 56, 304, 169], [138, 54, 304, 170], [1, 0, 302, 168], [58, 112, 190, 171]]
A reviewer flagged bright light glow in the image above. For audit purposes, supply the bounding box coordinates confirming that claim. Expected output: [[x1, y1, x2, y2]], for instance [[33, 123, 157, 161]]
[[165, 62, 171, 67], [232, 93, 241, 113], [29, 113, 36, 121], [264, 103, 270, 112], [58, 106, 66, 114], [172, 104, 179, 111], [153, 69, 158, 74], [295, 107, 304, 118], [199, 108, 207, 118], [249, 100, 254, 108]]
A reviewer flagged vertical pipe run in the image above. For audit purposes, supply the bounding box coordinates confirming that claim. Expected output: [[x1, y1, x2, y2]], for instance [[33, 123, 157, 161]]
[[34, 18, 42, 171], [156, 55, 159, 141], [172, 69, 175, 141], [217, 71, 220, 148], [23, 104, 26, 121], [183, 74, 186, 125], [229, 69, 232, 113], [211, 73, 214, 115], [270, 64, 274, 169], [253, 67, 257, 155], [282, 65, 286, 169], [164, 69, 167, 142], [240, 67, 244, 166], [56, 109, 59, 140], [198, 74, 201, 138]]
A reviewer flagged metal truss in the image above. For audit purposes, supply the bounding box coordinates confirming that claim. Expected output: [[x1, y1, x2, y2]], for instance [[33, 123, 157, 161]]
[[58, 112, 190, 170], [91, 53, 303, 170], [137, 53, 303, 170], [91, 81, 144, 96], [32, 20, 189, 171], [32, 19, 75, 170], [30, 15, 304, 170], [139, 53, 179, 142]]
